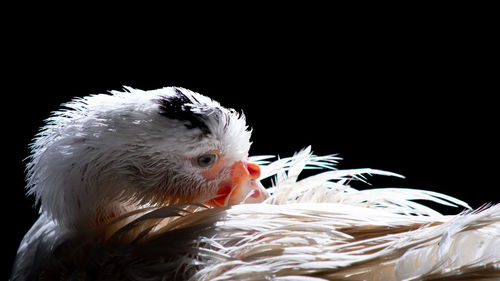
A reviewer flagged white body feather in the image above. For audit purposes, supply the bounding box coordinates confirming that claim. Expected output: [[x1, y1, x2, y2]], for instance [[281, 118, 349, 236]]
[[12, 148, 500, 280]]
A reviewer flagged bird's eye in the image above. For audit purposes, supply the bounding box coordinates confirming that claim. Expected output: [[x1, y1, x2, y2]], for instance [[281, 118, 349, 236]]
[[196, 153, 217, 168]]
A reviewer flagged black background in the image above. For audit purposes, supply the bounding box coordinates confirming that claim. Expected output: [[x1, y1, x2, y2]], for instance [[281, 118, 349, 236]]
[[4, 7, 498, 279]]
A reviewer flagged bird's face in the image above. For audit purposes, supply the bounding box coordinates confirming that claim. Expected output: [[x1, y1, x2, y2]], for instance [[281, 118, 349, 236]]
[[122, 87, 268, 208], [179, 149, 266, 207], [27, 87, 268, 228]]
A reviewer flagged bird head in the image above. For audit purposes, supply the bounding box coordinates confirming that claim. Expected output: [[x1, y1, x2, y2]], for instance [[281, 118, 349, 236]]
[[26, 87, 268, 229]]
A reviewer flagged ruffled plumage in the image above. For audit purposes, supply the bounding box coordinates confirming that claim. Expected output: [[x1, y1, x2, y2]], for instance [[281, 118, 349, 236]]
[[11, 87, 499, 281], [14, 148, 499, 281]]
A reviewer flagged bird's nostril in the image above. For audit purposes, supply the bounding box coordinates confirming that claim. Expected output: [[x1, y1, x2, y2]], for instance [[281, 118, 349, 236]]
[[246, 162, 261, 179]]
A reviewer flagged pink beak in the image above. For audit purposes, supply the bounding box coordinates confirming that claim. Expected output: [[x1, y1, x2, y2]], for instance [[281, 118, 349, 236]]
[[206, 161, 269, 207]]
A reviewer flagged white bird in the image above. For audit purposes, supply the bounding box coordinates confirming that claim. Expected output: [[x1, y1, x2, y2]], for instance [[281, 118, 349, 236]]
[[11, 87, 500, 281]]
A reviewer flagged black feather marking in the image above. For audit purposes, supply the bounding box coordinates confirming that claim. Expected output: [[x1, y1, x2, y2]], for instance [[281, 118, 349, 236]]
[[157, 88, 211, 135]]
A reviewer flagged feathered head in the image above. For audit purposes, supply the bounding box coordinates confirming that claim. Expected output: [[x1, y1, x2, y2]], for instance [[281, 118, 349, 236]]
[[26, 87, 267, 228]]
